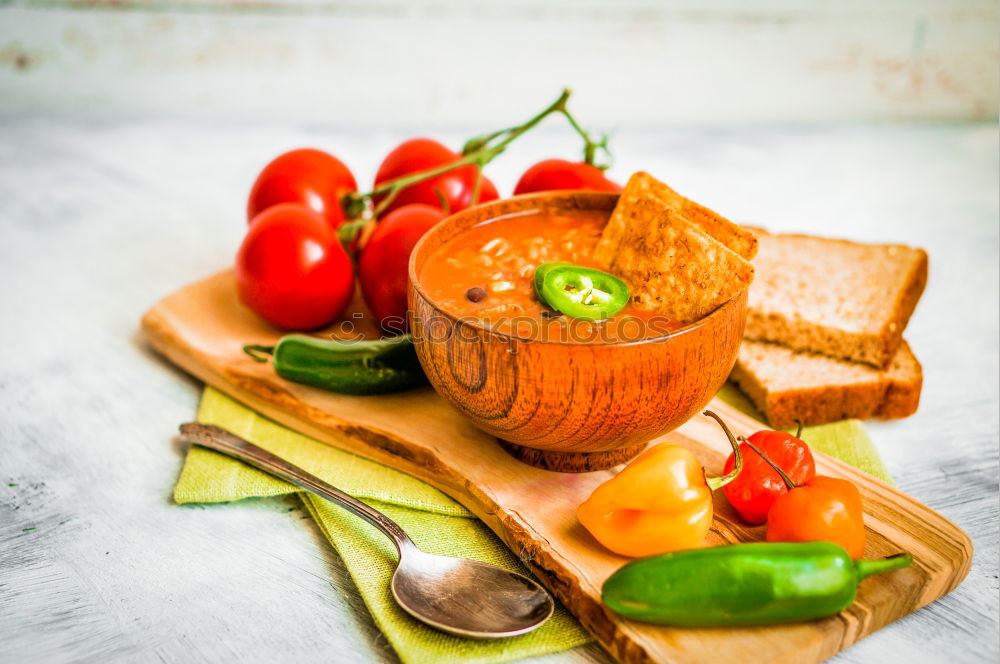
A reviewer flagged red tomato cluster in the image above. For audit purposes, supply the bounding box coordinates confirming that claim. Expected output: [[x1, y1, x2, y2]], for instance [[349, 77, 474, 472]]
[[235, 141, 621, 332]]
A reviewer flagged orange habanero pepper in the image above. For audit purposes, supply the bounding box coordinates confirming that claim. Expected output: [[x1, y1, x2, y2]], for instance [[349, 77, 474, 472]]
[[577, 411, 744, 558], [743, 439, 866, 559]]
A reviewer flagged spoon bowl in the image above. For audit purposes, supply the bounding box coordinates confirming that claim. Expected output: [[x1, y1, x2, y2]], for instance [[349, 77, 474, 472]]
[[392, 548, 553, 637], [179, 422, 554, 639]]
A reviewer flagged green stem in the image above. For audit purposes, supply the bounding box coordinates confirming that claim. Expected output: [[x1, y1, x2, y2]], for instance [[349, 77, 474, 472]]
[[741, 437, 798, 491], [470, 165, 483, 206], [347, 87, 605, 221], [855, 553, 913, 581], [433, 188, 451, 214], [559, 108, 606, 166], [362, 151, 477, 216], [702, 410, 744, 490], [562, 109, 592, 163], [243, 344, 275, 362], [337, 218, 369, 248], [461, 125, 517, 156], [372, 186, 402, 217], [336, 88, 610, 248], [489, 87, 572, 149], [355, 89, 573, 217]]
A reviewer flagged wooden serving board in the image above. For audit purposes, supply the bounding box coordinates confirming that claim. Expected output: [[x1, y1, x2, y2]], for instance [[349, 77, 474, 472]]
[[141, 270, 972, 664]]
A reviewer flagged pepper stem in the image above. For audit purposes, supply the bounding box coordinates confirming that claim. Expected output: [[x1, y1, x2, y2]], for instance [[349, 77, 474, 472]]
[[242, 344, 275, 362], [855, 553, 913, 581], [794, 419, 804, 439], [741, 437, 798, 491], [702, 410, 744, 491]]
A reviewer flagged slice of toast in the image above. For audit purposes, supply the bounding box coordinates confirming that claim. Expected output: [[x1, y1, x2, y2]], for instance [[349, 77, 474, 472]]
[[745, 230, 928, 368], [594, 195, 754, 324], [730, 338, 922, 428]]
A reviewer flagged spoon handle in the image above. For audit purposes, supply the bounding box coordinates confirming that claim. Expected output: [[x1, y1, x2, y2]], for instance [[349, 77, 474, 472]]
[[178, 422, 416, 555]]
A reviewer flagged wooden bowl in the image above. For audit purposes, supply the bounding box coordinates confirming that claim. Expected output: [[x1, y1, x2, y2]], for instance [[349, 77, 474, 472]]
[[408, 192, 747, 472]]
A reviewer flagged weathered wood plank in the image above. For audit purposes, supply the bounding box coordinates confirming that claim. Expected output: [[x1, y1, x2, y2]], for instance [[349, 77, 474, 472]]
[[0, 2, 996, 124]]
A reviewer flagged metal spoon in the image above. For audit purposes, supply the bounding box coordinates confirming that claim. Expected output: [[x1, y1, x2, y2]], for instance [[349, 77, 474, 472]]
[[178, 422, 554, 638]]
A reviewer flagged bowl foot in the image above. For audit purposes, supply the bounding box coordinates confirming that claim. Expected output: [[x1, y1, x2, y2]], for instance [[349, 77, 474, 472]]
[[497, 440, 647, 473]]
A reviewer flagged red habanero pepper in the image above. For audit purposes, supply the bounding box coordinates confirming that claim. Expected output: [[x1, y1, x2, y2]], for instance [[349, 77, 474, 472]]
[[722, 423, 816, 525], [744, 439, 866, 559]]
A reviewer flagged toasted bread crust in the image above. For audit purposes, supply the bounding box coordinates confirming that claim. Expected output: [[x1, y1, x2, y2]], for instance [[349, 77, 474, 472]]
[[874, 250, 928, 367], [729, 339, 922, 428], [875, 342, 923, 419], [745, 230, 928, 368]]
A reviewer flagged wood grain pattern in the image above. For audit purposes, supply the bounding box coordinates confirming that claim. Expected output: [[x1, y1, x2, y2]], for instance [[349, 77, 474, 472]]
[[140, 269, 972, 664], [408, 192, 747, 471]]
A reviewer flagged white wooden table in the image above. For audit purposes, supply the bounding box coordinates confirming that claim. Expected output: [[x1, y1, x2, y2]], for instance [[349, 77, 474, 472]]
[[0, 118, 996, 663]]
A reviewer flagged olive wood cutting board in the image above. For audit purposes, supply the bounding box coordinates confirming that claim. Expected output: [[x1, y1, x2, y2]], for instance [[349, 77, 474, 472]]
[[141, 269, 972, 664]]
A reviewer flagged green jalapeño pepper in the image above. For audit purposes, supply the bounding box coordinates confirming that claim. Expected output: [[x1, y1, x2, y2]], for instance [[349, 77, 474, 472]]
[[535, 263, 630, 320], [602, 541, 912, 627], [243, 334, 427, 396]]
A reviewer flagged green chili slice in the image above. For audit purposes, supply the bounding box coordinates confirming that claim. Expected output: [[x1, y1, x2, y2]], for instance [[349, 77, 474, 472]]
[[537, 264, 630, 320], [243, 333, 427, 396], [533, 261, 576, 307]]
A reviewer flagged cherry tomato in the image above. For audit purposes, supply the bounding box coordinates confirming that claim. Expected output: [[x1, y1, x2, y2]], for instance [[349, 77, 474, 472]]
[[359, 204, 447, 332], [721, 430, 816, 525], [236, 203, 354, 330], [247, 148, 357, 230], [513, 159, 621, 195], [373, 138, 498, 218]]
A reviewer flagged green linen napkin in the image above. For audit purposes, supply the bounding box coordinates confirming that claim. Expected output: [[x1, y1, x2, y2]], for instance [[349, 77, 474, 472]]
[[174, 384, 891, 664], [175, 387, 591, 664]]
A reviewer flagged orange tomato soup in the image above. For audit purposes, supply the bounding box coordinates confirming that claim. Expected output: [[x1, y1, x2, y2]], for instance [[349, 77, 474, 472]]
[[418, 212, 678, 343]]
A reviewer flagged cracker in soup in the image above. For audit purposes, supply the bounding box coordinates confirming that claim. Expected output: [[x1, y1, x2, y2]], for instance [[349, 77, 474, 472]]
[[601, 171, 758, 261], [595, 195, 754, 324]]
